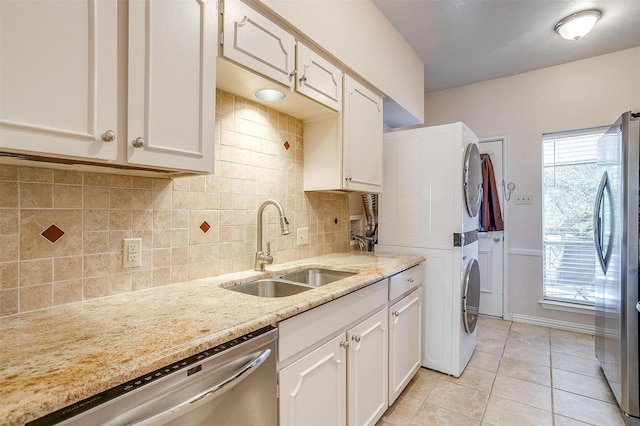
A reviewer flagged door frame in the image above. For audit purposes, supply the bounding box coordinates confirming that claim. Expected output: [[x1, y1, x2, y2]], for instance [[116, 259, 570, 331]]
[[479, 135, 510, 320]]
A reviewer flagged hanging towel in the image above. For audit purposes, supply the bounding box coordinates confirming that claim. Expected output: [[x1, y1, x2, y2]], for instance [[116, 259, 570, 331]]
[[480, 153, 504, 231]]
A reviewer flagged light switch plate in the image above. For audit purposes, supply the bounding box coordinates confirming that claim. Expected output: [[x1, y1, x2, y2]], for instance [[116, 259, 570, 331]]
[[123, 238, 142, 268], [515, 194, 533, 205], [296, 227, 309, 246]]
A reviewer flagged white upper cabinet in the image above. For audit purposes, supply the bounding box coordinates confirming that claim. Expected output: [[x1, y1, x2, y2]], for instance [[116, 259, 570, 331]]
[[220, 1, 342, 113], [127, 0, 217, 173], [342, 75, 383, 192], [221, 0, 296, 89], [304, 75, 383, 193], [0, 0, 118, 161], [296, 42, 342, 111], [0, 0, 216, 175]]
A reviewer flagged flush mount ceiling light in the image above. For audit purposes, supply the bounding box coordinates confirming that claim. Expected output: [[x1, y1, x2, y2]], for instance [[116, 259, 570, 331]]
[[253, 88, 286, 102], [554, 9, 602, 40]]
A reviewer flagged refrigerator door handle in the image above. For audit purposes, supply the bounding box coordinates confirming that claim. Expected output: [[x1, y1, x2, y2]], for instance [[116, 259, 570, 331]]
[[593, 171, 613, 273]]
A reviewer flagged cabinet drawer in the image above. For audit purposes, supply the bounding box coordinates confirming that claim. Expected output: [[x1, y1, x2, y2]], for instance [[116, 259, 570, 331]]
[[389, 263, 424, 301], [279, 279, 388, 364]]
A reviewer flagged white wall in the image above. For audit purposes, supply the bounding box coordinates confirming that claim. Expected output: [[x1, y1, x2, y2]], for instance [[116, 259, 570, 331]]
[[423, 46, 640, 328]]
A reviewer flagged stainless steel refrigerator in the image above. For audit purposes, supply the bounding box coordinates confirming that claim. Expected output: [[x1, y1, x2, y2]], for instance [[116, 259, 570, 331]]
[[594, 111, 640, 424]]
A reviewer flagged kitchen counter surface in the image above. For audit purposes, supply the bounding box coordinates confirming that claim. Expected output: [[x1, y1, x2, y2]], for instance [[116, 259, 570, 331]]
[[0, 252, 423, 425]]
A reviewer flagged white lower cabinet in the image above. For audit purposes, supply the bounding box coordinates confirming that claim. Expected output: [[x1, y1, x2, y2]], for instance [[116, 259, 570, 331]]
[[279, 334, 347, 426], [347, 309, 388, 426], [388, 287, 423, 404]]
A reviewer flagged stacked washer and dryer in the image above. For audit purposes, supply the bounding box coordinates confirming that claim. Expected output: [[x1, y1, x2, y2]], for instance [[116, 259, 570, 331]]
[[377, 122, 482, 377]]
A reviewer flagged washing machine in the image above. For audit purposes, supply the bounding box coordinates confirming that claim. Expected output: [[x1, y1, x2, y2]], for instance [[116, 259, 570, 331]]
[[377, 121, 482, 377]]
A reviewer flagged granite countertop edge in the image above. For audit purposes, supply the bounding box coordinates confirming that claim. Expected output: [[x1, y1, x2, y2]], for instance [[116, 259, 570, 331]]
[[1, 252, 424, 425]]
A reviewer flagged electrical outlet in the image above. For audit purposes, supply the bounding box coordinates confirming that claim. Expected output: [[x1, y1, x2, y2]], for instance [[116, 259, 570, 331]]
[[296, 227, 309, 246], [123, 238, 142, 268], [515, 194, 533, 205]]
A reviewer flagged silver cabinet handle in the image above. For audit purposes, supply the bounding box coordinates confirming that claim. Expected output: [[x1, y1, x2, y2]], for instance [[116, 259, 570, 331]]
[[407, 278, 414, 283], [352, 335, 361, 343], [637, 301, 640, 313], [345, 176, 352, 182], [493, 237, 501, 242], [299, 75, 307, 84], [132, 137, 145, 148], [289, 70, 297, 79], [340, 341, 349, 349], [101, 130, 115, 142], [392, 311, 400, 317]]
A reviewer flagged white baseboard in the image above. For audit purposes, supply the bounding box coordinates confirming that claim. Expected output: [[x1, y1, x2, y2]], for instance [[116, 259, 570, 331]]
[[510, 313, 595, 335]]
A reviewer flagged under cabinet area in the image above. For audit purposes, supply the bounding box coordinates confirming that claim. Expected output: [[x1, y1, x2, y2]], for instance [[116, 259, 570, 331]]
[[0, 0, 217, 174]]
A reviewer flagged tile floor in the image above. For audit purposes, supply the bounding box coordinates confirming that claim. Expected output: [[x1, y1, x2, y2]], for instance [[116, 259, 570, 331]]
[[377, 316, 626, 426]]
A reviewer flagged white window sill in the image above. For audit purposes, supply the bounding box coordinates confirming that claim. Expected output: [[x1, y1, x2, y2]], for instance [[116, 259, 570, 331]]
[[539, 299, 595, 315]]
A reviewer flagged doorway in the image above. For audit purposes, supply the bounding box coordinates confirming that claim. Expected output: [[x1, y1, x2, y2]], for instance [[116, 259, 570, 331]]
[[478, 138, 507, 318]]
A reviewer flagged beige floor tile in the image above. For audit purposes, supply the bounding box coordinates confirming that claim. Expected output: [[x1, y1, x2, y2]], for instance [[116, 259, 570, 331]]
[[497, 356, 551, 386], [553, 389, 625, 426], [382, 394, 423, 426], [468, 350, 501, 373], [409, 402, 480, 426], [477, 325, 509, 343], [482, 395, 552, 426], [550, 329, 594, 346], [551, 351, 602, 377], [376, 420, 394, 426], [552, 368, 616, 403], [551, 339, 596, 360], [425, 381, 489, 420], [442, 365, 496, 393], [507, 330, 550, 350], [491, 374, 551, 411], [510, 322, 550, 337], [402, 368, 440, 402], [475, 337, 506, 356], [503, 341, 550, 367], [477, 316, 512, 331], [553, 414, 593, 425]]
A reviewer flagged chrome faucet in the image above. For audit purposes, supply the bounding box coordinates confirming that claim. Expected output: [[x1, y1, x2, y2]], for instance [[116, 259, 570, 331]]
[[255, 199, 290, 271]]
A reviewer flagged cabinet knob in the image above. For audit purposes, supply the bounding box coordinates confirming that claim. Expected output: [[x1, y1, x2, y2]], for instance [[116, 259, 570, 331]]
[[393, 311, 400, 317], [132, 137, 145, 148], [493, 237, 501, 242], [289, 70, 297, 79], [345, 176, 353, 182], [407, 277, 414, 283], [340, 341, 349, 349], [352, 335, 361, 343], [299, 75, 307, 84], [101, 130, 115, 142]]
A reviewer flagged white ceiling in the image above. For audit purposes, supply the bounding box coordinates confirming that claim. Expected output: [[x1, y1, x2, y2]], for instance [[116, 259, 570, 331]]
[[372, 0, 640, 93]]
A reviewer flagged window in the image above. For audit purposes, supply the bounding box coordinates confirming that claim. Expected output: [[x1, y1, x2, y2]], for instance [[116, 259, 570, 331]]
[[542, 127, 607, 305]]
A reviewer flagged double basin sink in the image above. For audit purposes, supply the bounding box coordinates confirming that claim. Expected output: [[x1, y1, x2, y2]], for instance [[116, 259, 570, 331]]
[[227, 268, 355, 298]]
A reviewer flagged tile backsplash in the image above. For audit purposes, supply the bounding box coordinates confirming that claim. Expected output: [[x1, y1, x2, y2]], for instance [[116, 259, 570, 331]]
[[0, 90, 350, 317]]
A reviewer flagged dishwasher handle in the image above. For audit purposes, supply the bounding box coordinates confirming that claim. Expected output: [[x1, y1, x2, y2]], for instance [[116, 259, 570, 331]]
[[133, 348, 272, 426]]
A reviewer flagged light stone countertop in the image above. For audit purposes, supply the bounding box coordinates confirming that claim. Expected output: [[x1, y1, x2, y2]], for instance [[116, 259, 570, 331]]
[[0, 252, 424, 426]]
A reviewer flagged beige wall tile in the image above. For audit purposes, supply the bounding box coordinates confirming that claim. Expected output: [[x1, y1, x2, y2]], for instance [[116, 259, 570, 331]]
[[0, 90, 351, 316], [20, 283, 52, 311], [0, 288, 19, 316], [19, 259, 52, 287]]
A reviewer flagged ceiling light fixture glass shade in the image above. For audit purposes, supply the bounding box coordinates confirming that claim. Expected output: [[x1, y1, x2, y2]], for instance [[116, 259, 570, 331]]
[[253, 88, 286, 102], [554, 9, 601, 40]]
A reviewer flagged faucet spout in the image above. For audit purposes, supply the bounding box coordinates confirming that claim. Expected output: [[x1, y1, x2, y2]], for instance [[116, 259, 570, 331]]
[[255, 199, 290, 271]]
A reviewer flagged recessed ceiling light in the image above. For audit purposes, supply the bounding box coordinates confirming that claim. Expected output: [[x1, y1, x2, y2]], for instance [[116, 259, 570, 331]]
[[253, 88, 286, 102], [554, 9, 601, 41]]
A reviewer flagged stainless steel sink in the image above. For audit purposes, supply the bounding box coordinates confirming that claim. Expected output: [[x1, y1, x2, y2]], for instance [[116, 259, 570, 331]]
[[227, 279, 313, 297], [277, 268, 355, 287]]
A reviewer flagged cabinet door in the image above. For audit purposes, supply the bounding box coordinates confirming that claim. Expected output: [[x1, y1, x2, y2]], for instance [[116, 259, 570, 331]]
[[342, 76, 383, 192], [222, 0, 295, 89], [128, 0, 216, 173], [0, 0, 117, 161], [388, 287, 423, 404], [279, 334, 347, 426], [296, 42, 342, 111], [347, 309, 388, 426]]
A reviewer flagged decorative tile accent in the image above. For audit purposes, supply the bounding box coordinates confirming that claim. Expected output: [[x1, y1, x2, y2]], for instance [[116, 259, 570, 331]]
[[41, 224, 65, 243], [200, 221, 211, 233], [334, 218, 339, 224], [284, 140, 290, 150]]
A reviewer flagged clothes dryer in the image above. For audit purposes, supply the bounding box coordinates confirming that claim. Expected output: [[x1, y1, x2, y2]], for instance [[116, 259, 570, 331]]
[[377, 121, 481, 377]]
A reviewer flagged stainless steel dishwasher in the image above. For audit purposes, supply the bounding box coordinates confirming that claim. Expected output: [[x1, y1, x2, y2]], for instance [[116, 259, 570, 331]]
[[28, 326, 277, 426]]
